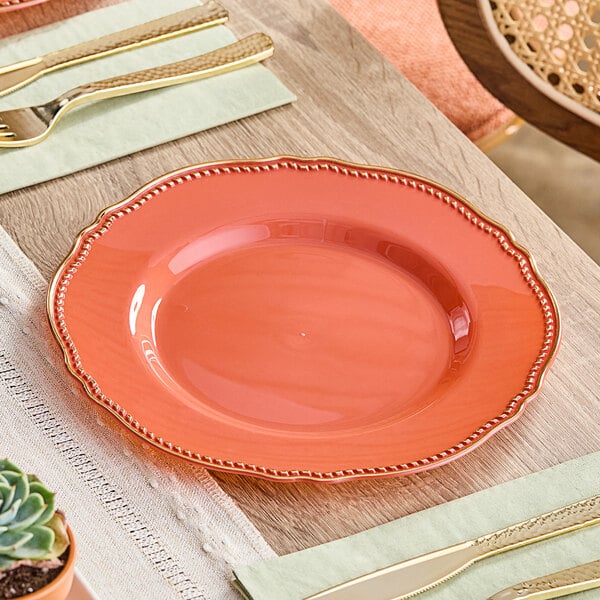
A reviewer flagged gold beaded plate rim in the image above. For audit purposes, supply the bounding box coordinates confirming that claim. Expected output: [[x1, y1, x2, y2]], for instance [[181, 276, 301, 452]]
[[0, 0, 48, 11], [47, 155, 561, 483], [478, 0, 600, 127]]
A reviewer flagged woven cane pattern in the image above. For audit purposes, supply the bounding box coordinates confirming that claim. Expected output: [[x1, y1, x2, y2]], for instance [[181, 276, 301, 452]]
[[488, 0, 600, 113]]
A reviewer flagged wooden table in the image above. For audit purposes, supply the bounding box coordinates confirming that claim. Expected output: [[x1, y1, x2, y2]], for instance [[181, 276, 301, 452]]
[[1, 0, 599, 556]]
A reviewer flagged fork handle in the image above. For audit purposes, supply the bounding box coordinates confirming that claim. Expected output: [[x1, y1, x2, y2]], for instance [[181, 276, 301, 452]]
[[488, 559, 600, 600], [64, 33, 274, 104], [43, 2, 228, 70]]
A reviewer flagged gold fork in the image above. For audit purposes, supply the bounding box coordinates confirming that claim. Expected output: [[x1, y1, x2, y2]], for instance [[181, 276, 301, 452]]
[[0, 33, 273, 148]]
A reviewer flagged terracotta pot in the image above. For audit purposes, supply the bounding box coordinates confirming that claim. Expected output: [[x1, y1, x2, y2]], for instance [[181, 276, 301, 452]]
[[26, 525, 77, 600]]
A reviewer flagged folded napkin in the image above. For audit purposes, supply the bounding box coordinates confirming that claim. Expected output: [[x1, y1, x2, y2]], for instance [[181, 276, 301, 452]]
[[0, 0, 295, 195], [0, 223, 276, 598], [234, 452, 600, 599]]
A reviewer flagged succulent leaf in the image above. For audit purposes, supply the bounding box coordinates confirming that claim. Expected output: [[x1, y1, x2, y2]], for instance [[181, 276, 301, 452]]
[[28, 483, 55, 526], [0, 460, 69, 572], [45, 514, 69, 560], [4, 526, 54, 560], [0, 484, 14, 512], [1, 472, 29, 505], [0, 556, 15, 571], [0, 531, 33, 553], [0, 461, 21, 473], [9, 493, 46, 532], [0, 498, 22, 526]]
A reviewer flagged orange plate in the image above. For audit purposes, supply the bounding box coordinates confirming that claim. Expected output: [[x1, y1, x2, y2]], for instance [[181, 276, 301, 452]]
[[48, 157, 560, 482], [0, 0, 49, 12]]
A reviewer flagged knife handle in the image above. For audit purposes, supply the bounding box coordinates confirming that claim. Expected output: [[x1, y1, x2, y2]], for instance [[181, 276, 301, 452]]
[[488, 559, 600, 600], [72, 33, 273, 97], [42, 2, 228, 70], [475, 495, 600, 556]]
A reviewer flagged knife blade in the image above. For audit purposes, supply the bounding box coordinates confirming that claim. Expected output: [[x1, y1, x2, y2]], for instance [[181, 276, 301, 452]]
[[488, 559, 600, 600], [0, 1, 228, 97], [306, 495, 600, 600]]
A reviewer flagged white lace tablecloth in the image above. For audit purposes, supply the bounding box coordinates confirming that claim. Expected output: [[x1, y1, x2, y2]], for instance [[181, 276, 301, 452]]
[[0, 225, 275, 598]]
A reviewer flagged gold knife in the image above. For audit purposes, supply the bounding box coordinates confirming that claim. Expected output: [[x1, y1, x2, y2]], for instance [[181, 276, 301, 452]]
[[489, 559, 600, 599], [306, 495, 600, 600], [0, 1, 228, 97]]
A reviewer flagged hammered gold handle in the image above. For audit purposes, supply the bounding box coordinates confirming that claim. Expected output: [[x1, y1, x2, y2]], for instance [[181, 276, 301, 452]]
[[489, 559, 600, 599], [43, 1, 228, 70], [70, 33, 273, 99], [476, 495, 600, 556]]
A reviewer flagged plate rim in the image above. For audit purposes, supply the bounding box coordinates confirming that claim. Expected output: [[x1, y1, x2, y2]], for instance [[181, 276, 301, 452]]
[[0, 0, 49, 12], [47, 155, 561, 483]]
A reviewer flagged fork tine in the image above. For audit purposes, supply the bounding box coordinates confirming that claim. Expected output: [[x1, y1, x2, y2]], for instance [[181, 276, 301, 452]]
[[0, 104, 51, 146]]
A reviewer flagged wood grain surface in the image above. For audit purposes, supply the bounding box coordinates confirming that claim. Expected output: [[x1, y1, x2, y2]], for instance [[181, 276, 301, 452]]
[[0, 0, 599, 556], [438, 0, 600, 162]]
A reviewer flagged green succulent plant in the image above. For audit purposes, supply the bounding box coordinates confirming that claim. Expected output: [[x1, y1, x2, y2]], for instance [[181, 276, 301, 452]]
[[0, 460, 69, 573]]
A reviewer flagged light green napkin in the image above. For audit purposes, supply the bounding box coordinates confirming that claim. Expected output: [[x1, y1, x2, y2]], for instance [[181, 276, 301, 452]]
[[233, 452, 600, 599], [0, 0, 295, 195]]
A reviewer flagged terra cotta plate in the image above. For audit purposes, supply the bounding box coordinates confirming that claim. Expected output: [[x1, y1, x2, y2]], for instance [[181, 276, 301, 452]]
[[48, 157, 560, 482], [0, 0, 49, 12]]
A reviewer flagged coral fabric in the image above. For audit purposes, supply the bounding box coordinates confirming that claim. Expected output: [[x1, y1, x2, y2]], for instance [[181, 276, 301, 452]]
[[329, 0, 514, 141]]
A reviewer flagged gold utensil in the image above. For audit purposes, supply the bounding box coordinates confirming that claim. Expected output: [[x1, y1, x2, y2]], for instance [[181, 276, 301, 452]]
[[0, 1, 228, 97], [0, 33, 273, 148], [306, 495, 600, 600], [489, 559, 600, 600]]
